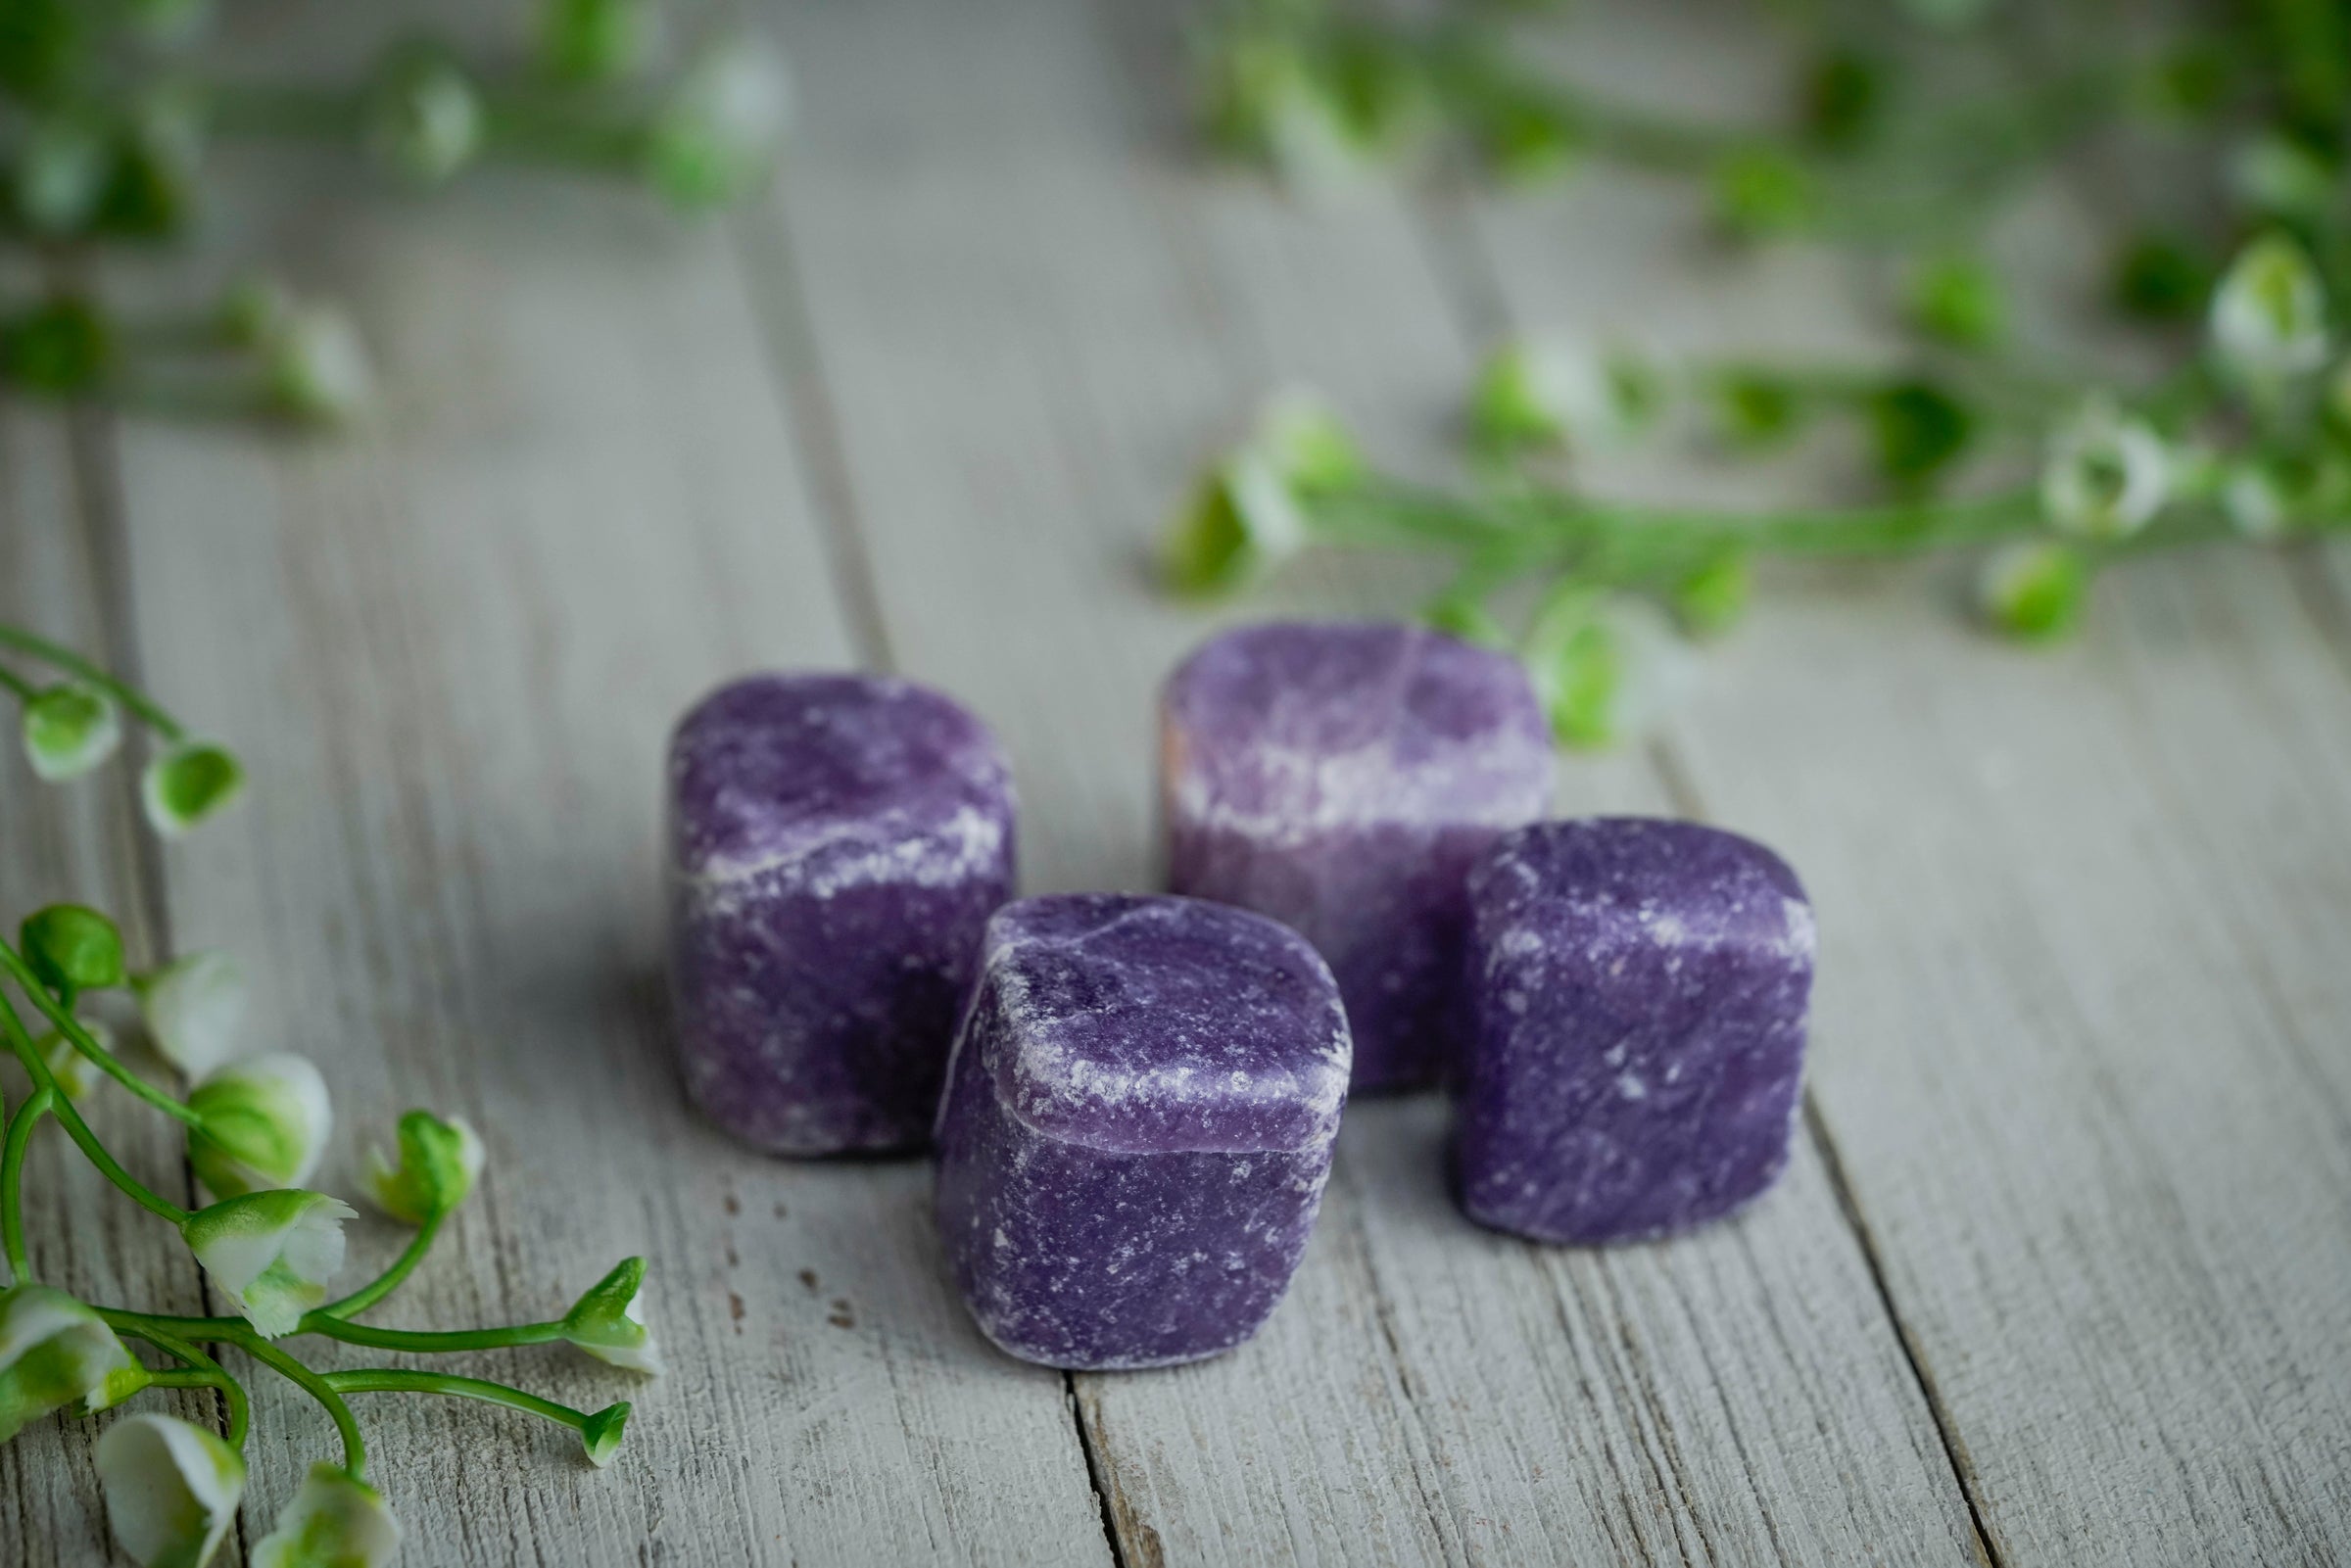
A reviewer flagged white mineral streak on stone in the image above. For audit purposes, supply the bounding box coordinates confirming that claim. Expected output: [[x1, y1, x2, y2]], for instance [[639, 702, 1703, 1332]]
[[684, 802, 1005, 899]]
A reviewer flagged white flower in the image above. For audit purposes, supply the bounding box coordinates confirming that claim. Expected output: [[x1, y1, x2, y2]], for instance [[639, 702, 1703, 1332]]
[[180, 1190, 355, 1339], [187, 1054, 333, 1200], [20, 683, 121, 782], [252, 1463, 403, 1568], [96, 1412, 246, 1568], [644, 35, 792, 211], [2210, 233, 2329, 383], [263, 308, 375, 427], [34, 1017, 116, 1100], [562, 1257, 663, 1376], [133, 951, 248, 1080], [2039, 399, 2168, 541], [1470, 340, 1657, 451], [362, 1111, 484, 1224], [0, 1285, 150, 1440], [368, 50, 483, 186]]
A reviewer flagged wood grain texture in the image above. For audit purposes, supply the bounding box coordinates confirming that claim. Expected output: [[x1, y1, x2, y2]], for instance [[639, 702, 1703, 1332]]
[[763, 0, 1979, 1562], [35, 127, 1105, 1567], [0, 406, 221, 1566], [1455, 5, 2351, 1563]]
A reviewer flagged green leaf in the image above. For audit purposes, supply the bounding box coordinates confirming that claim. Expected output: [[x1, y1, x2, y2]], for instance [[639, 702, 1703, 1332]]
[[1711, 147, 1819, 241], [539, 0, 652, 86], [1801, 49, 1888, 152]]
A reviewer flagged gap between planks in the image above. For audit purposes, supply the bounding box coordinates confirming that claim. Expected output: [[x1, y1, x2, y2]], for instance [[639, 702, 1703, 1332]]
[[1402, 140, 2008, 1568]]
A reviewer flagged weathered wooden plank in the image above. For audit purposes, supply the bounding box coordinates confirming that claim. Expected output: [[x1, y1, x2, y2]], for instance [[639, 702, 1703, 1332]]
[[1457, 5, 2351, 1561], [765, 0, 1979, 1562], [0, 405, 217, 1566], [83, 139, 1107, 1566]]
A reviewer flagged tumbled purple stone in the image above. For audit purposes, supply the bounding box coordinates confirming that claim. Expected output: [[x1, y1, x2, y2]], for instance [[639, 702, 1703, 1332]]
[[666, 673, 1016, 1156], [934, 893, 1351, 1370], [1160, 621, 1554, 1093], [1458, 818, 1815, 1244]]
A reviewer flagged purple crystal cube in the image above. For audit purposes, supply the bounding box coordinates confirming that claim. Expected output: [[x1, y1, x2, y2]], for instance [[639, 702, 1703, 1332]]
[[934, 894, 1351, 1370], [1458, 818, 1815, 1244], [667, 673, 1016, 1156], [1161, 621, 1554, 1093]]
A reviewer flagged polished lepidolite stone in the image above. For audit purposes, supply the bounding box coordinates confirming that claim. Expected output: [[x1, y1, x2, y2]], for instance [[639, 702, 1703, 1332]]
[[1458, 819, 1815, 1243], [667, 673, 1016, 1156], [1161, 621, 1553, 1093], [934, 893, 1351, 1370]]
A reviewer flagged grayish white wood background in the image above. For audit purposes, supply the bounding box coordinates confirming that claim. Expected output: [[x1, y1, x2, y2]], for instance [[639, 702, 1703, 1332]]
[[4, 0, 2347, 1563]]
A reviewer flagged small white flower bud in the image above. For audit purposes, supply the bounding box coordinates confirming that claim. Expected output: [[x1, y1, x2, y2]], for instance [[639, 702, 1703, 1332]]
[[2209, 232, 2328, 383], [0, 1285, 151, 1440], [96, 1412, 246, 1568], [132, 951, 248, 1080], [1470, 341, 1658, 452], [252, 1464, 403, 1568], [261, 309, 375, 427], [142, 740, 247, 837], [644, 36, 792, 211], [187, 1053, 333, 1200], [20, 682, 121, 782], [562, 1257, 663, 1376], [363, 1111, 485, 1224], [181, 1189, 355, 1338], [2039, 399, 2168, 541]]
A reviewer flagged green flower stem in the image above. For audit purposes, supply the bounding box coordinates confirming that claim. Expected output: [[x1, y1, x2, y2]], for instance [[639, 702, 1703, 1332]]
[[113, 1313, 376, 1480], [0, 995, 189, 1225], [205, 83, 364, 142], [0, 664, 35, 701], [305, 1316, 566, 1354], [324, 1368, 595, 1436], [0, 623, 187, 740], [0, 942, 206, 1129], [1, 1084, 53, 1284], [482, 95, 648, 173], [113, 1322, 251, 1449], [242, 1333, 368, 1478], [319, 1212, 444, 1321], [116, 1303, 567, 1354]]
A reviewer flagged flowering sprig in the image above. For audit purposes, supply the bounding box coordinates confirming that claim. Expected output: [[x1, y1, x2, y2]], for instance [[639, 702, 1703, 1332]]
[[0, 0, 790, 425], [1162, 231, 2350, 748], [0, 639, 653, 1565]]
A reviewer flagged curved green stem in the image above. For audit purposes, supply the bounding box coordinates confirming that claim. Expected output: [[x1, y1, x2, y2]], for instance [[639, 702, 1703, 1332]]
[[239, 1333, 368, 1480], [0, 995, 188, 1224], [324, 1368, 592, 1434], [0, 624, 186, 740], [107, 1303, 567, 1353], [0, 664, 34, 701], [320, 1212, 444, 1320], [0, 943, 205, 1129], [2, 1085, 53, 1283], [306, 1316, 566, 1354], [114, 1324, 251, 1449]]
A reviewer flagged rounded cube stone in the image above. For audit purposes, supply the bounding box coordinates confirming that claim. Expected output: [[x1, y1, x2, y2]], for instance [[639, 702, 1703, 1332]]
[[1160, 620, 1554, 1093], [934, 893, 1351, 1370], [666, 672, 1016, 1156], [1458, 818, 1815, 1244]]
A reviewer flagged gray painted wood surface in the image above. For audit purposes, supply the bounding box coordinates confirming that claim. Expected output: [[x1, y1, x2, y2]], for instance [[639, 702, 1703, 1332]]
[[3, 0, 2344, 1563]]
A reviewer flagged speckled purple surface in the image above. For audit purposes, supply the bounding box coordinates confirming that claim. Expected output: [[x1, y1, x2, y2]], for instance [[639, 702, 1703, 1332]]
[[1458, 818, 1815, 1244], [1160, 622, 1553, 1093], [934, 894, 1351, 1370], [666, 673, 1016, 1156]]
